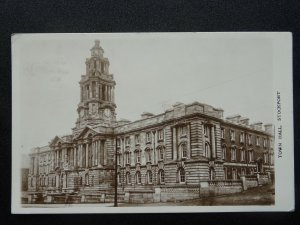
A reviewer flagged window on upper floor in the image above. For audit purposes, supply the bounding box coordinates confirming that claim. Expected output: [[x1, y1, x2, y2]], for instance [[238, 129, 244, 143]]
[[204, 143, 210, 159], [240, 149, 246, 162], [179, 125, 187, 136], [221, 128, 225, 139], [125, 136, 130, 146], [180, 142, 188, 159], [117, 154, 121, 165], [231, 147, 237, 161], [222, 146, 226, 160], [146, 132, 151, 143], [135, 134, 140, 145], [230, 130, 235, 141], [248, 134, 253, 145], [263, 138, 267, 148], [145, 148, 152, 163], [135, 150, 141, 164], [256, 136, 260, 146], [158, 129, 164, 140], [157, 146, 164, 161], [248, 150, 254, 162], [240, 132, 245, 143], [203, 125, 209, 136], [264, 153, 268, 164], [116, 138, 121, 147], [125, 152, 131, 165]]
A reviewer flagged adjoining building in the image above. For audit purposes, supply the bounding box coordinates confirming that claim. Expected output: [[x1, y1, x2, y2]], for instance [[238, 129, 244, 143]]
[[27, 41, 274, 204]]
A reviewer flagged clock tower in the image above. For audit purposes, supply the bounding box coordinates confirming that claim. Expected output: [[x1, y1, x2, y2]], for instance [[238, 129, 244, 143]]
[[74, 40, 117, 130]]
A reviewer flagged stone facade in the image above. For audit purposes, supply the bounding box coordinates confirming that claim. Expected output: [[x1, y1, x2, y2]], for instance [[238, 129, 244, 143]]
[[26, 41, 274, 204]]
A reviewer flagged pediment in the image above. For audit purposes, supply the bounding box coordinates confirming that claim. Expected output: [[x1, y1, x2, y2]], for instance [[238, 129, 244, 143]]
[[49, 136, 65, 147], [74, 126, 99, 140]]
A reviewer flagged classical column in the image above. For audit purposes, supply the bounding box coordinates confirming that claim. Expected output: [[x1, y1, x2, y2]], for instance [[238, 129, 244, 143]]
[[86, 143, 89, 168], [211, 125, 216, 159], [112, 87, 115, 103], [108, 86, 111, 101], [104, 85, 107, 101], [172, 127, 177, 160], [95, 141, 98, 165], [99, 84, 102, 100]]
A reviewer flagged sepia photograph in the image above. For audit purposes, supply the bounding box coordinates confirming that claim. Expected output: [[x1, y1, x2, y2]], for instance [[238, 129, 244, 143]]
[[11, 33, 293, 213]]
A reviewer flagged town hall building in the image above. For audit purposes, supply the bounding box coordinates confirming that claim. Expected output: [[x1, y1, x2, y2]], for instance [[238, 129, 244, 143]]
[[26, 40, 274, 204]]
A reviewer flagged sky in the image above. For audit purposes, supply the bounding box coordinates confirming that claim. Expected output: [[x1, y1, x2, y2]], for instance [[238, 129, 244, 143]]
[[12, 33, 274, 156]]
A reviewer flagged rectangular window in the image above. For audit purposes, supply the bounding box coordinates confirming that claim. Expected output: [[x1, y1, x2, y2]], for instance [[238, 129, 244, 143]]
[[248, 134, 252, 145], [180, 126, 187, 136], [263, 138, 267, 148], [146, 132, 151, 143], [240, 132, 245, 143], [231, 148, 236, 161], [248, 151, 254, 162], [256, 136, 260, 146], [264, 153, 268, 164], [221, 128, 225, 139], [125, 137, 130, 146], [158, 129, 164, 140], [241, 150, 245, 161], [230, 130, 235, 141], [135, 134, 140, 144], [116, 138, 121, 147], [204, 125, 208, 136]]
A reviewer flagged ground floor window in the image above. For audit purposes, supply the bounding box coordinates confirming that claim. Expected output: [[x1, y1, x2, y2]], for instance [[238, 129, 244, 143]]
[[147, 171, 153, 184], [158, 170, 165, 184], [126, 172, 131, 184], [135, 171, 142, 184], [232, 168, 237, 180], [178, 168, 185, 183]]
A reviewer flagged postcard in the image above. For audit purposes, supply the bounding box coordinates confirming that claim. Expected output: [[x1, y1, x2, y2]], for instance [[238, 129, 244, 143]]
[[11, 32, 294, 213]]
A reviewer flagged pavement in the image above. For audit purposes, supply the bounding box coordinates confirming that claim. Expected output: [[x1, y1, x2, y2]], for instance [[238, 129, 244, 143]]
[[22, 183, 275, 208], [118, 183, 275, 207]]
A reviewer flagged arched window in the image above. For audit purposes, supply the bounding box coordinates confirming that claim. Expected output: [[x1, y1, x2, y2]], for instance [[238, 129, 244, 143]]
[[158, 170, 165, 184], [147, 171, 153, 184], [179, 168, 185, 183], [180, 142, 188, 158], [135, 171, 141, 184], [205, 143, 210, 158], [126, 172, 131, 184]]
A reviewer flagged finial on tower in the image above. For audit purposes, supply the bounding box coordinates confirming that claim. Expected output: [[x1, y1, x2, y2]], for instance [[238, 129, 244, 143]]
[[90, 39, 104, 57]]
